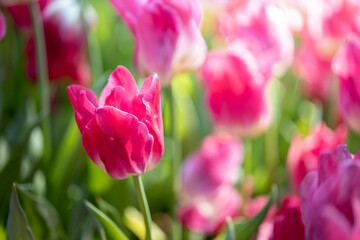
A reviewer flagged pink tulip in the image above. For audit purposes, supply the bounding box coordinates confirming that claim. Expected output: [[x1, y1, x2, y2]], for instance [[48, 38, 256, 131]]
[[178, 186, 241, 235], [217, 0, 294, 80], [109, 0, 207, 86], [199, 47, 272, 137], [0, 11, 5, 40], [180, 134, 243, 197], [4, 0, 50, 30], [272, 195, 305, 240], [24, 0, 95, 85], [287, 122, 347, 193], [300, 145, 360, 240], [67, 66, 164, 179], [293, 43, 333, 102], [332, 37, 360, 134]]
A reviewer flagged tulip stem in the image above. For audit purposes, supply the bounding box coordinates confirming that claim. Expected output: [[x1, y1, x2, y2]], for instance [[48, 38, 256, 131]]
[[133, 175, 152, 240], [166, 85, 182, 239], [30, 2, 52, 166]]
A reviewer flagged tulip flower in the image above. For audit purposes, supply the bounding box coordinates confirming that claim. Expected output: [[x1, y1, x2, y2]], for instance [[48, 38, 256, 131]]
[[293, 43, 333, 102], [217, 0, 294, 80], [332, 37, 360, 134], [67, 66, 164, 179], [287, 122, 347, 193], [3, 0, 50, 30], [178, 186, 241, 235], [272, 195, 305, 240], [0, 11, 5, 40], [24, 0, 95, 85], [199, 46, 273, 137], [180, 134, 243, 197], [109, 0, 207, 86], [300, 145, 360, 240]]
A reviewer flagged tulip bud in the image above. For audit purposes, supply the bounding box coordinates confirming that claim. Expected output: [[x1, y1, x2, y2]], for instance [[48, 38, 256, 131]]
[[287, 122, 347, 193], [178, 186, 241, 236], [272, 195, 305, 240], [180, 134, 243, 198], [67, 66, 164, 179], [300, 145, 360, 240], [199, 46, 273, 137], [332, 37, 360, 134], [109, 0, 207, 86]]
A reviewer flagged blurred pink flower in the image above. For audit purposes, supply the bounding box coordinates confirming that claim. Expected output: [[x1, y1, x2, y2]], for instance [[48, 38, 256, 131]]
[[180, 133, 243, 197], [0, 11, 5, 40], [25, 0, 95, 85], [178, 186, 241, 236], [287, 122, 347, 193], [217, 0, 294, 79], [298, 0, 360, 42], [333, 37, 360, 134], [4, 0, 50, 31], [272, 195, 305, 240], [67, 66, 164, 179], [199, 47, 273, 137], [293, 43, 333, 102], [110, 0, 207, 86], [300, 145, 360, 240]]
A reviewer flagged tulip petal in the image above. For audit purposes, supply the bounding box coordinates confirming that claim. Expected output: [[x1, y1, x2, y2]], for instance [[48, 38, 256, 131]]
[[99, 66, 139, 106], [67, 84, 98, 133], [323, 206, 352, 240], [138, 74, 164, 169], [109, 0, 146, 33], [104, 86, 133, 113], [82, 106, 153, 179]]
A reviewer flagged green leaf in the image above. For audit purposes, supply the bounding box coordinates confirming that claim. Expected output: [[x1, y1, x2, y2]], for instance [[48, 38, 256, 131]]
[[234, 186, 278, 240], [6, 183, 35, 240], [16, 184, 65, 240], [85, 200, 129, 240], [225, 217, 235, 240]]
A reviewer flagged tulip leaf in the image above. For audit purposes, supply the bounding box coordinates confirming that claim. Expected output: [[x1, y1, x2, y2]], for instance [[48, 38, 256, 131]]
[[234, 186, 278, 240], [6, 183, 35, 240], [225, 217, 235, 240], [16, 184, 65, 239], [85, 200, 129, 240]]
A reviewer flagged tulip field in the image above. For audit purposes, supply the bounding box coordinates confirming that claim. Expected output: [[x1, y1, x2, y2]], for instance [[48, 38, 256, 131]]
[[1, 0, 360, 239]]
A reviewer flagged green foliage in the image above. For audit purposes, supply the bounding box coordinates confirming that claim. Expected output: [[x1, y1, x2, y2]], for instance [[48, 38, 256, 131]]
[[6, 184, 35, 240], [85, 200, 129, 240]]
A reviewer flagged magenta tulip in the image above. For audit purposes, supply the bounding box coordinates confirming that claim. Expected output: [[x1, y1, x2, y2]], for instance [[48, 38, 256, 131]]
[[178, 186, 241, 235], [199, 47, 272, 137], [333, 37, 360, 134], [0, 11, 5, 40], [287, 122, 347, 193], [293, 43, 333, 102], [272, 195, 305, 240], [109, 0, 207, 86], [300, 145, 360, 240], [217, 0, 294, 80], [67, 66, 164, 179], [25, 0, 95, 85], [180, 134, 243, 197]]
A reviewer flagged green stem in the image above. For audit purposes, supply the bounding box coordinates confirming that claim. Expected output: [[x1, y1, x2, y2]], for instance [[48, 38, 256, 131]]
[[29, 2, 52, 166], [166, 85, 181, 240], [133, 175, 152, 240]]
